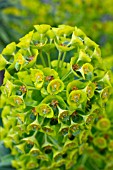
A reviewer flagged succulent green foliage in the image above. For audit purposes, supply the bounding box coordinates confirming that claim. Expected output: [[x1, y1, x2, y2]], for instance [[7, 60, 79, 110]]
[[0, 24, 112, 170]]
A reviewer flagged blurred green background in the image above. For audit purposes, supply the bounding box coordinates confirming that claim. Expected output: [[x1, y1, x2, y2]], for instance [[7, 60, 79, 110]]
[[0, 0, 113, 58], [0, 0, 113, 169]]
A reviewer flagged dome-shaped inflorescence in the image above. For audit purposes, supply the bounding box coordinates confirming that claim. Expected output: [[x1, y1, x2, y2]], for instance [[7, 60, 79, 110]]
[[0, 24, 112, 170]]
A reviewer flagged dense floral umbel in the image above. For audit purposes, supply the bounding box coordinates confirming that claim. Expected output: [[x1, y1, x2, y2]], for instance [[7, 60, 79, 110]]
[[0, 24, 112, 170]]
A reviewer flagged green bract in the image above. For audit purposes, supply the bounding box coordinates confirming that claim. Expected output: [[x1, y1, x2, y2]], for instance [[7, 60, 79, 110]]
[[36, 104, 54, 118], [0, 24, 112, 170], [67, 90, 87, 108], [47, 79, 64, 95], [93, 137, 107, 149], [96, 118, 111, 131], [30, 68, 44, 89]]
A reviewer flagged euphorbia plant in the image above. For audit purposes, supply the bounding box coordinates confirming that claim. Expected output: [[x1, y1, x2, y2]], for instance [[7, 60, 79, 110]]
[[0, 24, 112, 170]]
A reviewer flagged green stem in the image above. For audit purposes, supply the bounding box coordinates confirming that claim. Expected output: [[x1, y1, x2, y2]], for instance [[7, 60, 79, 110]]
[[40, 51, 46, 67], [40, 117, 45, 126], [50, 39, 53, 44], [33, 130, 37, 137], [40, 34, 43, 41], [60, 52, 66, 68], [27, 47, 32, 56], [46, 52, 51, 68], [80, 154, 87, 165], [57, 51, 62, 70], [48, 136, 61, 150], [44, 133, 48, 143], [61, 70, 73, 81], [88, 159, 98, 170]]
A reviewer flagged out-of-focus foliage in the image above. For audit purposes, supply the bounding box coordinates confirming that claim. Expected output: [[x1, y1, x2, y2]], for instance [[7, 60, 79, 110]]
[[21, 0, 113, 58], [1, 0, 113, 57], [0, 0, 24, 52], [103, 56, 113, 119]]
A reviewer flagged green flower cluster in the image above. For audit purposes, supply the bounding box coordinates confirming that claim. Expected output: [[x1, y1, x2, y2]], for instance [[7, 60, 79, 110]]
[[0, 24, 112, 170], [77, 116, 113, 170]]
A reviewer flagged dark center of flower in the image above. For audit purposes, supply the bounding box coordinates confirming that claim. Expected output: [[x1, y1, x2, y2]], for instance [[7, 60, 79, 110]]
[[72, 111, 78, 117], [35, 73, 43, 82], [101, 89, 109, 99], [14, 97, 23, 105], [83, 66, 90, 74], [51, 82, 61, 91], [60, 128, 68, 135], [44, 146, 52, 154], [71, 93, 80, 103], [42, 107, 50, 114]]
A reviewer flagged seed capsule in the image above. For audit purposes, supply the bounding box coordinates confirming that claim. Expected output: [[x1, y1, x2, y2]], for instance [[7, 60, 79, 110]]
[[50, 100, 59, 107], [27, 56, 34, 62], [20, 85, 27, 93], [72, 64, 80, 71], [46, 75, 54, 81], [72, 86, 78, 91]]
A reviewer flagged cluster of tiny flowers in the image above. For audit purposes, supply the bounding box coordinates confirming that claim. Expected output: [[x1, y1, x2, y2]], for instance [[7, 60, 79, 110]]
[[0, 24, 112, 170]]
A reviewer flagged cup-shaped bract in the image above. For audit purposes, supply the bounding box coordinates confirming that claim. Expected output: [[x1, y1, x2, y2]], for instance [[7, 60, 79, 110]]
[[36, 103, 54, 118], [47, 79, 64, 95], [96, 118, 111, 131], [67, 90, 87, 108], [93, 137, 107, 149], [30, 68, 44, 89]]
